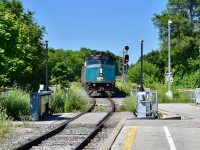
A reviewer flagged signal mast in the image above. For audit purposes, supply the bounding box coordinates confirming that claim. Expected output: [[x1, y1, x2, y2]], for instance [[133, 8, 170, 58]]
[[122, 46, 129, 84]]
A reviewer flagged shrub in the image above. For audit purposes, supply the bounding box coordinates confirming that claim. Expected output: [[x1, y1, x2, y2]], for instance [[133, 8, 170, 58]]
[[170, 89, 191, 103], [0, 108, 12, 142], [116, 80, 192, 104], [0, 88, 29, 119], [152, 83, 191, 103], [51, 83, 88, 113], [51, 85, 65, 113], [115, 81, 138, 95], [127, 60, 161, 86], [64, 89, 88, 112], [173, 71, 199, 88], [120, 96, 136, 113]]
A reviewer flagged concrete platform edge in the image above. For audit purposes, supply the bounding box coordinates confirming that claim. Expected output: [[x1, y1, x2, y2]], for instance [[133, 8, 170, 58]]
[[99, 119, 126, 150], [159, 115, 181, 120]]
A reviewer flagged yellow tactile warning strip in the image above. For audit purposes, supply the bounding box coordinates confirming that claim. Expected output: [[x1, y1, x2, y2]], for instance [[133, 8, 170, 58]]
[[122, 126, 138, 150]]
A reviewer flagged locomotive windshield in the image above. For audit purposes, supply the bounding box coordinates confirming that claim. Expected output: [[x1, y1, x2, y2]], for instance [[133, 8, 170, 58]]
[[86, 52, 115, 66], [86, 60, 115, 66]]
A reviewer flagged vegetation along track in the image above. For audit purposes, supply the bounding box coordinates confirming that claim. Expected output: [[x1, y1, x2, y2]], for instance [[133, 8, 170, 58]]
[[14, 97, 115, 150], [14, 98, 96, 150]]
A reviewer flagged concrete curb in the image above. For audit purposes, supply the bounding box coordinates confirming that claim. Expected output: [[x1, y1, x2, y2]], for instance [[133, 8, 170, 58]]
[[159, 110, 181, 120], [127, 116, 181, 120], [127, 116, 156, 120], [159, 116, 181, 120], [99, 119, 126, 150]]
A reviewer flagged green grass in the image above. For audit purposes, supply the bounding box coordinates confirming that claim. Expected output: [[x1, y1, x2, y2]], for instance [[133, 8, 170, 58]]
[[0, 88, 29, 120], [0, 108, 12, 142], [152, 83, 192, 103], [64, 88, 88, 112], [0, 85, 88, 143], [116, 80, 192, 104], [0, 88, 29, 142], [51, 86, 65, 113], [115, 80, 138, 95], [51, 83, 89, 113], [120, 95, 136, 113], [94, 107, 105, 112]]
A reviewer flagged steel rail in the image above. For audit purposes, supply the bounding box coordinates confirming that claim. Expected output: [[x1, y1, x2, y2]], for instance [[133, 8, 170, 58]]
[[73, 97, 115, 150], [14, 98, 96, 150]]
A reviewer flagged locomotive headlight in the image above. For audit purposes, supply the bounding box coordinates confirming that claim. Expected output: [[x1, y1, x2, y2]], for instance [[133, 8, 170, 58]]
[[93, 84, 96, 86], [100, 68, 103, 77], [100, 68, 103, 73]]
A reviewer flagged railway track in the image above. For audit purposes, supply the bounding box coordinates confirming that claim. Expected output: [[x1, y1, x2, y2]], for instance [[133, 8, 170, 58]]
[[14, 97, 115, 150], [74, 97, 115, 149]]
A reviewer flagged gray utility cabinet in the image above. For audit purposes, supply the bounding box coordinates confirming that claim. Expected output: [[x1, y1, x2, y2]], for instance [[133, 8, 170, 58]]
[[30, 91, 52, 121], [195, 88, 200, 104]]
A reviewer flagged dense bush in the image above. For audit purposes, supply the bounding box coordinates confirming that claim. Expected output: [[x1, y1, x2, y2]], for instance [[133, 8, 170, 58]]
[[120, 96, 136, 113], [51, 84, 88, 113], [0, 89, 29, 120], [0, 84, 88, 120], [127, 61, 161, 87], [116, 80, 192, 103], [146, 83, 192, 103], [51, 86, 65, 113], [64, 89, 88, 112], [115, 80, 138, 95], [173, 71, 199, 88]]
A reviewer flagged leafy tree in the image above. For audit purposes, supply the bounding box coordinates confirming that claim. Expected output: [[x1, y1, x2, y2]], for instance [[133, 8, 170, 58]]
[[143, 50, 164, 81], [0, 0, 46, 90], [49, 48, 95, 86], [127, 60, 160, 87], [48, 48, 120, 87], [151, 0, 200, 88]]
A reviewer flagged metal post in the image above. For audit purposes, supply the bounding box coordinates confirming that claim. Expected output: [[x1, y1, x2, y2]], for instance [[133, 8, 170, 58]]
[[122, 46, 129, 84], [198, 49, 200, 88], [122, 49, 126, 84], [45, 40, 48, 91], [139, 40, 144, 91], [166, 20, 173, 98], [136, 41, 146, 118]]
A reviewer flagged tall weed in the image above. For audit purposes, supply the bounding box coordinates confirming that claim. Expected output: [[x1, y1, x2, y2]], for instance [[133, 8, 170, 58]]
[[51, 84, 88, 113], [120, 96, 136, 113], [51, 85, 65, 113], [116, 81, 191, 103], [116, 81, 138, 95], [0, 88, 29, 120], [64, 89, 88, 112], [0, 108, 12, 142], [150, 83, 191, 103]]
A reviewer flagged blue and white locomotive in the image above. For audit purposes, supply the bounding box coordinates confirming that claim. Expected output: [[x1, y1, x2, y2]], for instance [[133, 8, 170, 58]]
[[81, 52, 116, 96]]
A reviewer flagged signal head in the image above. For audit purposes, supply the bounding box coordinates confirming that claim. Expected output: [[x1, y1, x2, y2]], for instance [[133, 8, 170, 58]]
[[124, 54, 129, 63], [125, 46, 129, 51]]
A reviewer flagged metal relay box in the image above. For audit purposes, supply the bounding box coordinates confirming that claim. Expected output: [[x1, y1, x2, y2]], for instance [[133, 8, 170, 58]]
[[30, 91, 52, 121]]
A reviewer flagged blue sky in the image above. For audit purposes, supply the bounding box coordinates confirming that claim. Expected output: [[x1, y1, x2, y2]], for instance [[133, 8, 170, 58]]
[[21, 0, 168, 64]]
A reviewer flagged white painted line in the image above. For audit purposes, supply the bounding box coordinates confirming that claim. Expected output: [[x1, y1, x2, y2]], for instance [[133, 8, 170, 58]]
[[163, 126, 177, 150]]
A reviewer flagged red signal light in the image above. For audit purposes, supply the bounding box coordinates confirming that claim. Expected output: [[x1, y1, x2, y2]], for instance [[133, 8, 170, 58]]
[[124, 54, 129, 63]]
